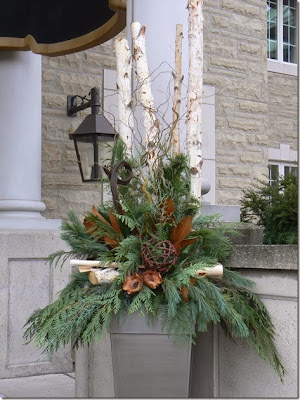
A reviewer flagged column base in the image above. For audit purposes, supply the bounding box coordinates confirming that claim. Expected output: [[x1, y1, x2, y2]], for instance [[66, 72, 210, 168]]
[[0, 216, 61, 230], [0, 200, 61, 230]]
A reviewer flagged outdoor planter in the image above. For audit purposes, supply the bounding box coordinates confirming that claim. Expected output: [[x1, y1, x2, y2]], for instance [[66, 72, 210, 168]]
[[75, 314, 191, 398]]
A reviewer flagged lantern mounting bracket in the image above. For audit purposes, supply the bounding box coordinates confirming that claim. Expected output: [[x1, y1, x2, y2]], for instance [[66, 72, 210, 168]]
[[67, 87, 100, 117]]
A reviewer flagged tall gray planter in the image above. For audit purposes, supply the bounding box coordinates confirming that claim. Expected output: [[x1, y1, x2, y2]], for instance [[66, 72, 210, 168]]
[[75, 314, 192, 398]]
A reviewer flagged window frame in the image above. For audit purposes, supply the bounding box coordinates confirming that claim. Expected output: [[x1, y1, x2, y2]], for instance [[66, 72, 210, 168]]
[[268, 162, 298, 185], [267, 0, 298, 73]]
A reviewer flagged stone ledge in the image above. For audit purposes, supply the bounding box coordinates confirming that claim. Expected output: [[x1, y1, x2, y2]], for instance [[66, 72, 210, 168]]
[[227, 244, 298, 270]]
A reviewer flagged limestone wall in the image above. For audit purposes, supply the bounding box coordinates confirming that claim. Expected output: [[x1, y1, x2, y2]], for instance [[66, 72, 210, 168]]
[[41, 35, 123, 220], [267, 71, 298, 152], [40, 2, 297, 218], [203, 0, 269, 205]]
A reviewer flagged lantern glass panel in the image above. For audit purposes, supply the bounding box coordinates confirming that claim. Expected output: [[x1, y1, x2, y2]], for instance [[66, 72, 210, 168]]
[[74, 134, 114, 182]]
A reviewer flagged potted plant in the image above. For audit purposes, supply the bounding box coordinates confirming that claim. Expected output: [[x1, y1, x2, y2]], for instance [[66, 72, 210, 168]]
[[24, 141, 284, 397], [24, 13, 285, 397]]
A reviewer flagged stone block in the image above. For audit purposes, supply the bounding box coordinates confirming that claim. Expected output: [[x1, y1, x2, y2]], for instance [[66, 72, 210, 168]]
[[228, 245, 298, 270], [238, 41, 262, 56], [201, 204, 240, 221], [0, 230, 72, 378], [58, 190, 103, 219], [218, 295, 297, 397], [231, 14, 265, 38], [42, 173, 83, 188], [227, 118, 261, 132], [222, 0, 260, 17], [211, 14, 230, 28], [42, 52, 83, 71], [42, 92, 66, 110], [218, 177, 250, 189], [217, 132, 246, 150], [210, 56, 247, 72], [239, 152, 262, 164], [42, 141, 62, 172], [227, 224, 264, 245], [237, 100, 267, 114], [205, 37, 237, 58]]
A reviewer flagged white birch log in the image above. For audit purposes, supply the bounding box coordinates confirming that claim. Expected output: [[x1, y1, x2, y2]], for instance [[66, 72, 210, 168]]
[[115, 37, 134, 155], [131, 22, 160, 167], [89, 268, 120, 285], [195, 263, 223, 279], [172, 24, 183, 156], [186, 0, 204, 200], [70, 259, 120, 271]]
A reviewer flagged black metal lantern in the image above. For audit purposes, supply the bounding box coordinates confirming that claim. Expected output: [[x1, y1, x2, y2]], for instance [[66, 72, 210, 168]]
[[67, 87, 116, 182]]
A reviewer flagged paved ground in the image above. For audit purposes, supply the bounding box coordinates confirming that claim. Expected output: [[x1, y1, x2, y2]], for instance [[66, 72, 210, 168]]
[[0, 373, 75, 399]]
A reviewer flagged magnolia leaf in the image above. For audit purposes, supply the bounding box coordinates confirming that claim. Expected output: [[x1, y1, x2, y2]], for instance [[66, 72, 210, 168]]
[[83, 218, 97, 234], [173, 241, 181, 254], [180, 237, 199, 249], [170, 226, 176, 243], [109, 209, 122, 235], [92, 205, 112, 229], [159, 197, 175, 222], [103, 236, 119, 248], [173, 215, 193, 243]]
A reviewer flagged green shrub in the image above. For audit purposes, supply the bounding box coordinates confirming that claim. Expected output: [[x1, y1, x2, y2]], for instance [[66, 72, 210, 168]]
[[240, 174, 298, 244]]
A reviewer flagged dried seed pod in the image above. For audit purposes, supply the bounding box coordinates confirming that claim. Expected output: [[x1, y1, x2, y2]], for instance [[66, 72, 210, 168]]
[[122, 273, 143, 294], [141, 270, 163, 289]]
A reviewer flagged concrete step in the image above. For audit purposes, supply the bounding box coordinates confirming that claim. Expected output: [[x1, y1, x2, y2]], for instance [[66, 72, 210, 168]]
[[0, 373, 75, 398]]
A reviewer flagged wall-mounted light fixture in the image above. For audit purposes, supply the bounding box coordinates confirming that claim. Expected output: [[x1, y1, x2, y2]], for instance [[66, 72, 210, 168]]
[[67, 87, 116, 182]]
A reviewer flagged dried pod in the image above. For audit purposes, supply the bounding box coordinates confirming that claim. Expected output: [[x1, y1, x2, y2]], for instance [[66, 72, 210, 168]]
[[141, 270, 163, 289], [122, 273, 143, 295]]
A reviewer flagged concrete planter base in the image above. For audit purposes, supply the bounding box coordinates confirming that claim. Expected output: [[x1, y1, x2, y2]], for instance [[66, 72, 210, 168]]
[[75, 314, 192, 398]]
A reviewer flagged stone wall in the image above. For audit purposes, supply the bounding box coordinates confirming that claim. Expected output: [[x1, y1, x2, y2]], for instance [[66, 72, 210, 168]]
[[40, 2, 298, 217], [41, 33, 124, 220], [203, 0, 269, 205], [267, 71, 298, 152]]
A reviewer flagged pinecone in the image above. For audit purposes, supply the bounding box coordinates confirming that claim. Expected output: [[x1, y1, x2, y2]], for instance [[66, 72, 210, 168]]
[[141, 238, 178, 272]]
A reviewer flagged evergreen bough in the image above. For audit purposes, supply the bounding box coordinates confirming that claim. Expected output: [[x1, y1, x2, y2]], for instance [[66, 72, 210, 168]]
[[24, 140, 285, 381]]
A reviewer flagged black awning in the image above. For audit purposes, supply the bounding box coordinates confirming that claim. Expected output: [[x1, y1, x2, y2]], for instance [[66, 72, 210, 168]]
[[0, 0, 126, 56]]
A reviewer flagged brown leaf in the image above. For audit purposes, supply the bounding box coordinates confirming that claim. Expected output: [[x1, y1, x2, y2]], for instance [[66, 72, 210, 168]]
[[169, 226, 176, 243], [173, 215, 193, 243], [103, 236, 119, 248], [159, 197, 175, 222], [180, 286, 189, 303], [83, 218, 97, 234], [180, 237, 198, 249], [92, 205, 112, 229], [109, 209, 122, 235], [173, 241, 181, 254]]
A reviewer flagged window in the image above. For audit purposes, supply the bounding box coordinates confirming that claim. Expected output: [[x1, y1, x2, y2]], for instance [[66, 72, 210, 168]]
[[267, 0, 297, 64], [268, 162, 298, 185]]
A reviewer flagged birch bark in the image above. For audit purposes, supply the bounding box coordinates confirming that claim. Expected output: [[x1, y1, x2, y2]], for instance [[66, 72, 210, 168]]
[[172, 24, 183, 156], [186, 0, 204, 200], [115, 37, 134, 155], [131, 22, 159, 167]]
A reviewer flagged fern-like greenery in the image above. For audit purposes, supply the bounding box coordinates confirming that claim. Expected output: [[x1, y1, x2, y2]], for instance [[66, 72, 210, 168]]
[[24, 139, 285, 382]]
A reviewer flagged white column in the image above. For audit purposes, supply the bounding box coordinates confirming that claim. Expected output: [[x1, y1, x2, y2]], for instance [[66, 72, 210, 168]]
[[0, 51, 60, 229], [127, 0, 214, 202]]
